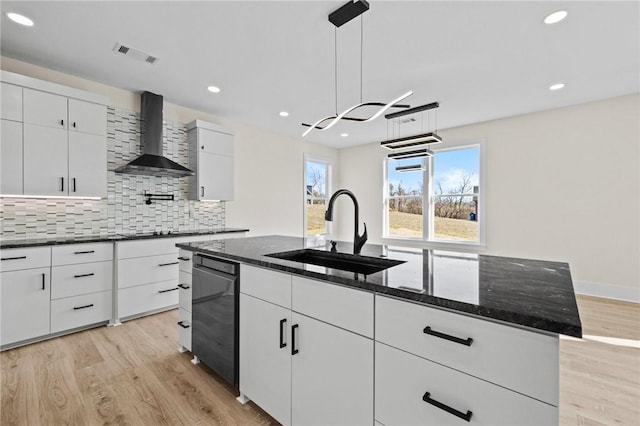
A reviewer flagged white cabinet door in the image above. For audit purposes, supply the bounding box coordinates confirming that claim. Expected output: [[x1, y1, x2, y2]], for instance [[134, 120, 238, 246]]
[[1, 119, 23, 194], [240, 293, 292, 426], [68, 98, 106, 136], [0, 267, 51, 346], [199, 152, 233, 201], [23, 124, 68, 196], [1, 82, 22, 121], [291, 312, 374, 426], [199, 128, 233, 156], [23, 88, 68, 130], [68, 131, 107, 197]]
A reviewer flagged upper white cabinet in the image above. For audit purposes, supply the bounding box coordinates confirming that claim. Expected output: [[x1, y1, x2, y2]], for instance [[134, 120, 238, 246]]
[[23, 88, 69, 129], [1, 82, 22, 121], [23, 124, 69, 195], [187, 120, 234, 201], [68, 98, 107, 136], [0, 71, 108, 198], [1, 119, 23, 194], [1, 82, 23, 194]]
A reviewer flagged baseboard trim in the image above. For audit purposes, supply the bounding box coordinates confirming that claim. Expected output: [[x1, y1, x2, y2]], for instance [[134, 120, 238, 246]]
[[574, 280, 640, 303]]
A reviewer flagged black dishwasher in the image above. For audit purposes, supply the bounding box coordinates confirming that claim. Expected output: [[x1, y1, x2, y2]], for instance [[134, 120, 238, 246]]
[[192, 253, 239, 386]]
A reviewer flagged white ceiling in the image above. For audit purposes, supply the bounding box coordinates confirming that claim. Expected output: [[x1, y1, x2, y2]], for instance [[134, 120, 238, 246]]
[[1, 1, 638, 148]]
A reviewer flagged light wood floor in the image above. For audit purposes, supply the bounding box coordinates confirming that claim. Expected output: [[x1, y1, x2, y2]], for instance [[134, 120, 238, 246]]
[[2, 295, 639, 425]]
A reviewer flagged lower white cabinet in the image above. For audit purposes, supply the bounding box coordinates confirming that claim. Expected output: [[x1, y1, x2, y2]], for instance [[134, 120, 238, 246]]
[[291, 312, 373, 426], [0, 267, 51, 346], [50, 291, 112, 333], [239, 265, 374, 426], [240, 293, 292, 425], [238, 265, 560, 426], [118, 280, 179, 319], [1, 246, 52, 347], [375, 342, 557, 426]]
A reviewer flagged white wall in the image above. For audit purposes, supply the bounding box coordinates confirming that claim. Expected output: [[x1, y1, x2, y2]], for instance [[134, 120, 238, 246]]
[[338, 94, 640, 302], [1, 57, 338, 238]]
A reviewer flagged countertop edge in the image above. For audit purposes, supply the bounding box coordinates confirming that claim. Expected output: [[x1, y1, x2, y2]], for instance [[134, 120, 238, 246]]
[[0, 228, 250, 249]]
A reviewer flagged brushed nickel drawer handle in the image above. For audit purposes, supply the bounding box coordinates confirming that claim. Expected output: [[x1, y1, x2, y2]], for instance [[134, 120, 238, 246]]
[[423, 326, 473, 346]]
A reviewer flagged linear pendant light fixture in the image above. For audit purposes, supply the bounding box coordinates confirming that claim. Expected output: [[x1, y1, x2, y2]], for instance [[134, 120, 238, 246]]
[[383, 101, 442, 160], [395, 164, 426, 173], [302, 0, 412, 137]]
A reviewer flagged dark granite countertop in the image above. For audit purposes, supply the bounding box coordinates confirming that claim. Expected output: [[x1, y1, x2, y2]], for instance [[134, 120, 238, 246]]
[[0, 228, 249, 249], [177, 235, 582, 338]]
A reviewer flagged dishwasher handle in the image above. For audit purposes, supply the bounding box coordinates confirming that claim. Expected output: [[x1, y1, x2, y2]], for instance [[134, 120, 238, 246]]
[[194, 254, 238, 275]]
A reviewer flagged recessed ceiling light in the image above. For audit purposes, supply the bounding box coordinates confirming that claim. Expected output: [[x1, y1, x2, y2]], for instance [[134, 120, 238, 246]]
[[279, 111, 289, 117], [207, 86, 221, 94], [6, 12, 34, 26], [544, 10, 568, 25], [549, 83, 566, 91], [341, 133, 348, 137]]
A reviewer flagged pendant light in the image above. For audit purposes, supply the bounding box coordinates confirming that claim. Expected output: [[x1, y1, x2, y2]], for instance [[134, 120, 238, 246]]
[[382, 101, 443, 159], [302, 0, 412, 137]]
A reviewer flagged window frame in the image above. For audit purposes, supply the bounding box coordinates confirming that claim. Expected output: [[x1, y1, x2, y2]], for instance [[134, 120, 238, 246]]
[[303, 153, 333, 237], [383, 141, 486, 251]]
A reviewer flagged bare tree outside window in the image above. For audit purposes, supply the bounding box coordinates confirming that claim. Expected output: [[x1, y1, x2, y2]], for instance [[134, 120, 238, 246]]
[[305, 160, 330, 235], [386, 146, 481, 242]]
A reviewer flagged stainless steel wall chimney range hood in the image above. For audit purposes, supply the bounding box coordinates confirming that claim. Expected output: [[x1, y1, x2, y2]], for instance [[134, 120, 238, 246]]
[[115, 91, 194, 178]]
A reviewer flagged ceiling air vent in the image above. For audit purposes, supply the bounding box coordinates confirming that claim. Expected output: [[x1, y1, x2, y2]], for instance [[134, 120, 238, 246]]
[[113, 42, 159, 65]]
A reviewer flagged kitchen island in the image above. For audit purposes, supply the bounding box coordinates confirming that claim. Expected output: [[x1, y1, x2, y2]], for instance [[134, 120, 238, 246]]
[[177, 235, 582, 426]]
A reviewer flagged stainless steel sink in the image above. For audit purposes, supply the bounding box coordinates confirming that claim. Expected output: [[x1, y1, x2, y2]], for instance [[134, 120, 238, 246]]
[[265, 249, 405, 275]]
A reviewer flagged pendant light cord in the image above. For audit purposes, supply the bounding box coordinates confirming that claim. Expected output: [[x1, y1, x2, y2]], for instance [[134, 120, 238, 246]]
[[335, 27, 338, 115], [360, 15, 363, 104]]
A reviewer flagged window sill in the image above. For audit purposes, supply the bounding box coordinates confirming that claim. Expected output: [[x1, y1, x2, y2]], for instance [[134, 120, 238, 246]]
[[381, 237, 486, 253]]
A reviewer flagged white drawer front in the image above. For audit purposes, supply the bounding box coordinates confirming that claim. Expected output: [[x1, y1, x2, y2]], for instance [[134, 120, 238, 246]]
[[178, 249, 193, 272], [375, 296, 559, 405], [51, 261, 113, 299], [52, 242, 113, 265], [51, 290, 112, 334], [0, 246, 51, 271], [375, 342, 557, 426], [118, 280, 179, 319], [118, 254, 179, 289], [178, 270, 192, 311], [117, 238, 181, 259], [292, 276, 374, 338], [178, 307, 192, 351], [241, 264, 291, 309]]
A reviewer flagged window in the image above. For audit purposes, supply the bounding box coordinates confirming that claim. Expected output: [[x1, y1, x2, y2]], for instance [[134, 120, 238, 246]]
[[304, 156, 332, 236], [384, 144, 483, 245]]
